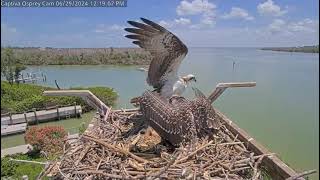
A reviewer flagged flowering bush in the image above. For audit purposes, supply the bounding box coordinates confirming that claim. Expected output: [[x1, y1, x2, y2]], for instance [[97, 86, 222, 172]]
[[24, 126, 67, 155]]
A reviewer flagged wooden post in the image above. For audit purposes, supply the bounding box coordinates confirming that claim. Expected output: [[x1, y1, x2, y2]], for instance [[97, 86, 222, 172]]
[[73, 102, 78, 118], [21, 74, 25, 83], [56, 105, 60, 120], [9, 112, 13, 125], [24, 112, 28, 125], [208, 82, 256, 104], [32, 108, 38, 124]]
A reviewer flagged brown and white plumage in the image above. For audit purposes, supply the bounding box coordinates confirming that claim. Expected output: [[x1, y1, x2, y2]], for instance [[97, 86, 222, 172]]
[[125, 18, 192, 99], [124, 19, 221, 145], [139, 90, 221, 146]]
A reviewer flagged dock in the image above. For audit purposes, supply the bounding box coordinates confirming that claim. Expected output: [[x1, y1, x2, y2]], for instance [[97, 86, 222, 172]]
[[1, 144, 33, 157], [1, 134, 79, 157], [14, 72, 47, 83], [1, 105, 82, 126], [1, 123, 27, 136]]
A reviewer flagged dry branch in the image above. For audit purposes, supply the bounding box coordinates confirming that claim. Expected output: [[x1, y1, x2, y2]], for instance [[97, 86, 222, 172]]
[[42, 110, 282, 179]]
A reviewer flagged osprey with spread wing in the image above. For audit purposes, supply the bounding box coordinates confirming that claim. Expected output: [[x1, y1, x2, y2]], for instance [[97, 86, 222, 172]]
[[124, 18, 221, 146], [124, 18, 196, 99]]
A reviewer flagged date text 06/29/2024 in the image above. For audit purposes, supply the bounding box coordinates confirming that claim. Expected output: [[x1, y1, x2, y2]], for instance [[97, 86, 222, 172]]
[[1, 0, 127, 7]]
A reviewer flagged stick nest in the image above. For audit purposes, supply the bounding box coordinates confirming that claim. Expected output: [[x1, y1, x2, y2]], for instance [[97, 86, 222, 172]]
[[42, 109, 270, 179]]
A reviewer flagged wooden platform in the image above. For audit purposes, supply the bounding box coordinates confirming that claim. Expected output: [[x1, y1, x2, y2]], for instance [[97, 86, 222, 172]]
[[1, 105, 82, 126], [1, 123, 27, 136], [1, 144, 32, 157], [41, 89, 310, 179], [215, 109, 303, 180], [79, 108, 304, 180]]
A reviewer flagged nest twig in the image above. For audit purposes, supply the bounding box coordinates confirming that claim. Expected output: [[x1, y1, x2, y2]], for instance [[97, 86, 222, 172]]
[[42, 110, 270, 179]]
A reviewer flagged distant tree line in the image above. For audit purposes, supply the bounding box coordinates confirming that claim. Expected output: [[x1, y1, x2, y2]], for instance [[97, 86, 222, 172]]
[[1, 47, 152, 66], [261, 45, 319, 53]]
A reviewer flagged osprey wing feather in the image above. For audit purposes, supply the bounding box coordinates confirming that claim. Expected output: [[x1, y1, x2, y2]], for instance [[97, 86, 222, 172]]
[[124, 18, 188, 93]]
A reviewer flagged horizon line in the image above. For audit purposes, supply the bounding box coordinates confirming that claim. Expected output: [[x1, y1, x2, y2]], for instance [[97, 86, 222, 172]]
[[1, 45, 319, 49]]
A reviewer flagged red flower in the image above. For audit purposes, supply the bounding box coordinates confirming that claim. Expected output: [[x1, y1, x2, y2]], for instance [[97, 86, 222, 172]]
[[24, 125, 67, 155]]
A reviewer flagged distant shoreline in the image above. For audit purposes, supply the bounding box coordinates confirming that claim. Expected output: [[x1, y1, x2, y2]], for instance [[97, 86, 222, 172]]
[[260, 45, 319, 53], [2, 46, 318, 67], [1, 47, 152, 66]]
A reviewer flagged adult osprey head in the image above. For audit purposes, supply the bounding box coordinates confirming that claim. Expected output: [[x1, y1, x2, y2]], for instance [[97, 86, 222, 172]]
[[124, 18, 196, 99]]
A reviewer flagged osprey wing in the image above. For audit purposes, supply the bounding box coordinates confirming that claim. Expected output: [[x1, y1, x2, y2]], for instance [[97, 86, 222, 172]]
[[125, 18, 188, 89]]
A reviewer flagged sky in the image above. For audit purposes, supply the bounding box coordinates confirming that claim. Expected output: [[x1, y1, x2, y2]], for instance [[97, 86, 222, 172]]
[[1, 0, 319, 47]]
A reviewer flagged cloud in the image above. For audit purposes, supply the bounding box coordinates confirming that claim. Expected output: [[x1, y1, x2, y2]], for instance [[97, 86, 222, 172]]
[[176, 0, 216, 26], [176, 0, 215, 16], [268, 18, 319, 35], [175, 24, 318, 47], [257, 0, 287, 17], [157, 18, 192, 29], [94, 24, 125, 33], [288, 18, 319, 33], [174, 18, 191, 25], [200, 13, 216, 26], [1, 23, 18, 46], [268, 19, 287, 34], [222, 7, 254, 21]]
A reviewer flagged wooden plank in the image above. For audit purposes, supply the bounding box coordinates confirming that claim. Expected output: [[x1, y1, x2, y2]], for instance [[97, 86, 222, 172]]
[[1, 144, 33, 157], [43, 90, 110, 116], [208, 82, 256, 103], [1, 113, 10, 118], [112, 108, 139, 112], [1, 106, 82, 125], [1, 123, 27, 136], [215, 82, 256, 88], [214, 109, 302, 180]]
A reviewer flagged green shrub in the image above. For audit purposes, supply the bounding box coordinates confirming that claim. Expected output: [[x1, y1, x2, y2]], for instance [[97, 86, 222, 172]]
[[1, 153, 47, 179], [14, 95, 46, 112], [1, 81, 118, 113], [1, 156, 18, 177], [78, 122, 86, 134], [73, 86, 118, 107]]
